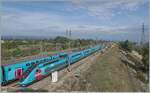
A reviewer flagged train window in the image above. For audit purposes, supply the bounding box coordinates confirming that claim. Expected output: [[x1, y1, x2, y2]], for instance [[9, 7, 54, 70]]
[[72, 53, 81, 57], [8, 68, 11, 71], [48, 58, 51, 61], [36, 69, 39, 72], [45, 59, 48, 62], [36, 69, 41, 73], [43, 59, 59, 66], [60, 54, 67, 58], [26, 63, 30, 66], [31, 62, 34, 65], [40, 60, 44, 63]]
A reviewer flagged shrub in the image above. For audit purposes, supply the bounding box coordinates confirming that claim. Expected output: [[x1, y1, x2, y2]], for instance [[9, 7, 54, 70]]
[[141, 43, 149, 71], [119, 40, 132, 52], [11, 48, 22, 57]]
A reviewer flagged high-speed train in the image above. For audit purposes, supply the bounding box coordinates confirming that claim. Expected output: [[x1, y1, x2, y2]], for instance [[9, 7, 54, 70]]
[[0, 52, 67, 85], [19, 45, 103, 86]]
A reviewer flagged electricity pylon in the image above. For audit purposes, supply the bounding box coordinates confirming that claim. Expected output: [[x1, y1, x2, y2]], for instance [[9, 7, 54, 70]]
[[140, 23, 145, 46]]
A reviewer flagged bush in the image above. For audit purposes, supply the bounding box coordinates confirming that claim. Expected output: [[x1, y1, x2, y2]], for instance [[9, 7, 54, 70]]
[[141, 43, 149, 71], [119, 40, 132, 52], [11, 48, 22, 57]]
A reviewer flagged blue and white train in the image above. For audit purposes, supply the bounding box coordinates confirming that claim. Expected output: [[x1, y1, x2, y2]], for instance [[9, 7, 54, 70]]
[[0, 44, 106, 86], [0, 52, 67, 85], [19, 45, 103, 86]]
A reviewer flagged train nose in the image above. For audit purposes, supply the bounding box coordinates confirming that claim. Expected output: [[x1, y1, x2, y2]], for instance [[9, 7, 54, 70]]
[[19, 81, 26, 87], [19, 83, 27, 87]]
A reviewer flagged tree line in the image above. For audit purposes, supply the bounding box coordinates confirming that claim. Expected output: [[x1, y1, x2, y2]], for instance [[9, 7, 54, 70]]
[[1, 36, 107, 61]]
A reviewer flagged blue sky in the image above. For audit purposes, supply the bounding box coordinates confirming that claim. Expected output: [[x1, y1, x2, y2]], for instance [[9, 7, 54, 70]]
[[1, 0, 149, 42]]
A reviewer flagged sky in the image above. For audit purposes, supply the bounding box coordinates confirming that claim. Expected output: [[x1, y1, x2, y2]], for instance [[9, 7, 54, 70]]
[[1, 0, 149, 42]]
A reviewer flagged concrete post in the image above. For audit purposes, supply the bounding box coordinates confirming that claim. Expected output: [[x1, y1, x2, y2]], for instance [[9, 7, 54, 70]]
[[51, 71, 58, 82]]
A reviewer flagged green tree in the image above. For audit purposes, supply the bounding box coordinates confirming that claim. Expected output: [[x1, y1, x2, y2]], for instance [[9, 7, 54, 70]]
[[119, 40, 132, 52], [12, 48, 22, 56], [53, 36, 70, 44]]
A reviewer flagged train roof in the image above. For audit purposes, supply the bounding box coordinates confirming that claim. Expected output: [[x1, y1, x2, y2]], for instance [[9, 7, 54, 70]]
[[1, 52, 63, 66]]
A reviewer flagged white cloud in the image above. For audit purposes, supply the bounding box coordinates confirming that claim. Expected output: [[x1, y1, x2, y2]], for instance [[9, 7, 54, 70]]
[[73, 25, 130, 35], [72, 0, 148, 20], [1, 9, 130, 37], [1, 8, 146, 38], [1, 7, 127, 36], [1, 1, 148, 41], [1, 9, 70, 36]]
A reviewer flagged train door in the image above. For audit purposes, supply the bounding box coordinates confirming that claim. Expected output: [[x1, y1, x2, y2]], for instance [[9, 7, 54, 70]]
[[35, 69, 41, 79], [15, 68, 23, 79]]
